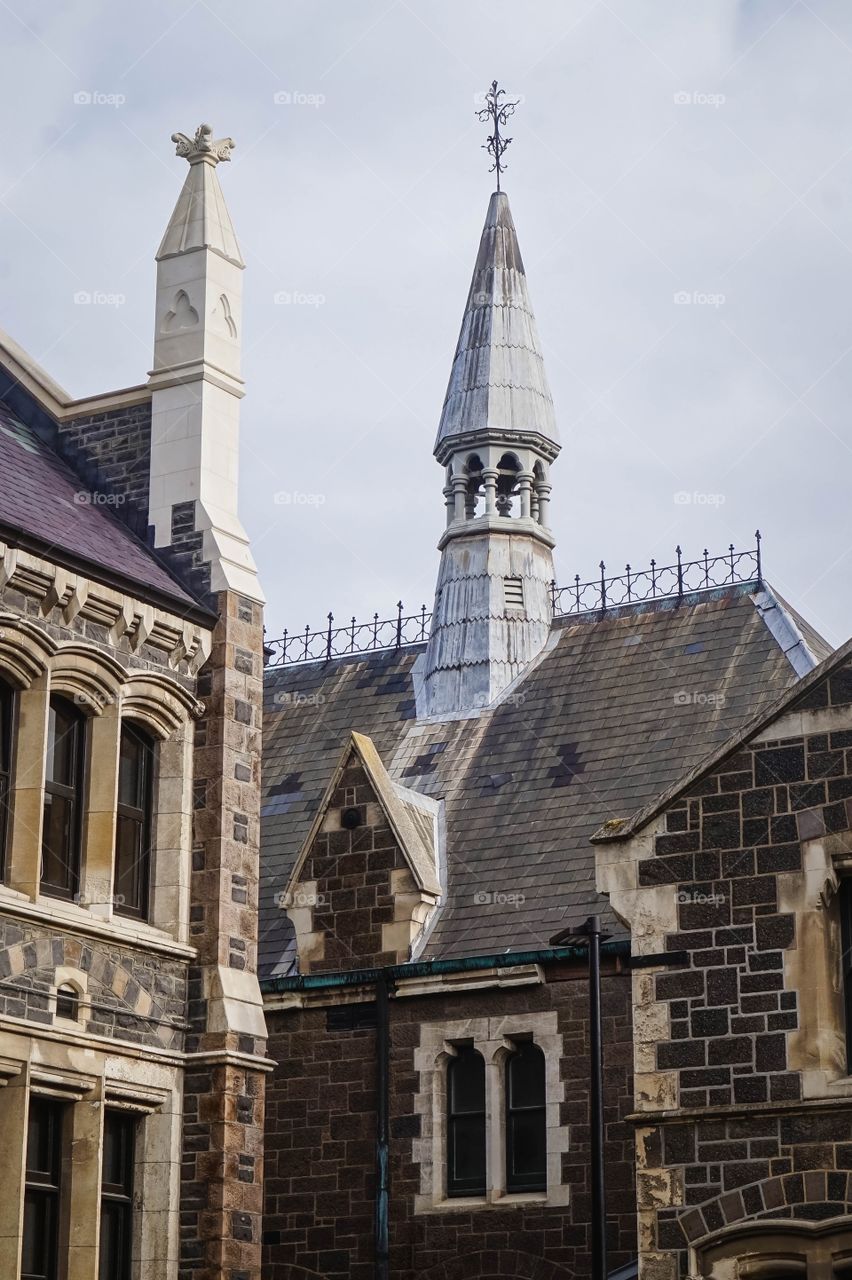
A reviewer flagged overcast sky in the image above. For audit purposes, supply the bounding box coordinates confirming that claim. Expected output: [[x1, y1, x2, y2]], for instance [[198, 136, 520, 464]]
[[3, 0, 852, 646]]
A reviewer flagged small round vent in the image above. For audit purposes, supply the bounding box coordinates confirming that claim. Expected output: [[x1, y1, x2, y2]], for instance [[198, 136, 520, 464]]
[[341, 806, 363, 830]]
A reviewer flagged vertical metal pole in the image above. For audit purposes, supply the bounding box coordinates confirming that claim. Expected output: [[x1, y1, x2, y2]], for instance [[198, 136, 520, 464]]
[[375, 978, 390, 1280], [586, 916, 607, 1280]]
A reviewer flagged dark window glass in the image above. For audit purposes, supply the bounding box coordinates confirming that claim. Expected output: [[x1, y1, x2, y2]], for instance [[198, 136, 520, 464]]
[[505, 1042, 547, 1193], [447, 1046, 486, 1197], [114, 723, 154, 920], [22, 1098, 64, 1280], [841, 879, 852, 1073], [41, 697, 85, 900], [0, 680, 13, 881], [99, 1111, 135, 1280], [55, 984, 79, 1021]]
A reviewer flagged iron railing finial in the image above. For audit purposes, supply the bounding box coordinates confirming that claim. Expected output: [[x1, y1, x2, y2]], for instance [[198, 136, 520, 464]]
[[267, 537, 765, 666]]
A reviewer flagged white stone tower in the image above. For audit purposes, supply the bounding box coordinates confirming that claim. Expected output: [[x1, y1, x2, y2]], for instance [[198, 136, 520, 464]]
[[147, 123, 263, 603], [420, 189, 560, 717]]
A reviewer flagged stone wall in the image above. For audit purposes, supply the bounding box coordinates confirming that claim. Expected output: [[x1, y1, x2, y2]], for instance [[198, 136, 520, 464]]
[[601, 654, 852, 1279], [262, 970, 636, 1280], [0, 917, 186, 1049], [180, 587, 268, 1280], [56, 399, 152, 538]]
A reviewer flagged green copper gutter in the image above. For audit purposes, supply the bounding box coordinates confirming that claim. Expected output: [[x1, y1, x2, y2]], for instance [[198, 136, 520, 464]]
[[259, 939, 636, 994]]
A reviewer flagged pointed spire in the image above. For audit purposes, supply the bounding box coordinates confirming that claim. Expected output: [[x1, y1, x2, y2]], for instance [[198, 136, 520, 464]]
[[146, 124, 262, 604], [157, 124, 243, 266], [434, 190, 559, 462]]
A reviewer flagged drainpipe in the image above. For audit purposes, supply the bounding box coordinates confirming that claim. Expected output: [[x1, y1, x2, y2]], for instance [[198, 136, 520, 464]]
[[375, 975, 390, 1280], [584, 916, 608, 1280]]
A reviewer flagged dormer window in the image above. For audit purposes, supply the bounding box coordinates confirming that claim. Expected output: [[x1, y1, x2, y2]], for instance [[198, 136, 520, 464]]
[[41, 696, 86, 900]]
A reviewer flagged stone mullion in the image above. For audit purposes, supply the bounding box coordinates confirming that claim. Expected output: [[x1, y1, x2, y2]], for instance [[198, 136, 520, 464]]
[[65, 1085, 105, 1280], [7, 673, 50, 898], [0, 1064, 29, 1276]]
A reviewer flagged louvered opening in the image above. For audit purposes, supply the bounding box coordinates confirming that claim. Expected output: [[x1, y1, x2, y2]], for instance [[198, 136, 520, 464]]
[[504, 576, 525, 611]]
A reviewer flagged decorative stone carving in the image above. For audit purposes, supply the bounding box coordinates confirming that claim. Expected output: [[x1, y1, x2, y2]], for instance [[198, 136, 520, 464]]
[[171, 123, 235, 164]]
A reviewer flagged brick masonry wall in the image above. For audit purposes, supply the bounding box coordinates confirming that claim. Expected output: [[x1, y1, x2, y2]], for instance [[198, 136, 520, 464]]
[[56, 399, 152, 538], [262, 973, 636, 1280], [632, 655, 852, 1278]]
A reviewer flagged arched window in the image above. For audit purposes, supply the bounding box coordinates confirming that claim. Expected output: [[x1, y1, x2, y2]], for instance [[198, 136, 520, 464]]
[[446, 1046, 486, 1197], [55, 983, 80, 1021], [41, 696, 86, 900], [505, 1041, 547, 1192], [0, 680, 14, 881], [115, 722, 155, 920]]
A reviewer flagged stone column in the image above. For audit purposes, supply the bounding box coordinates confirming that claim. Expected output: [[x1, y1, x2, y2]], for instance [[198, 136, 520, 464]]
[[452, 474, 467, 523], [536, 480, 553, 529], [180, 589, 267, 1280], [0, 1063, 28, 1276], [482, 468, 498, 516], [80, 699, 120, 918], [8, 674, 49, 898], [518, 471, 534, 520], [66, 1087, 105, 1280], [443, 480, 454, 528]]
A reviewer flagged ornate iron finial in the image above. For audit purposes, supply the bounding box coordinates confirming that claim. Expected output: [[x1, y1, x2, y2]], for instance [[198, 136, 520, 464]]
[[476, 80, 520, 191], [171, 123, 235, 164]]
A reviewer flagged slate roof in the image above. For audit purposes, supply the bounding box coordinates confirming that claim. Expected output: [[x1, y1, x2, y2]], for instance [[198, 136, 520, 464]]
[[0, 401, 200, 613], [260, 583, 823, 979], [434, 190, 559, 460]]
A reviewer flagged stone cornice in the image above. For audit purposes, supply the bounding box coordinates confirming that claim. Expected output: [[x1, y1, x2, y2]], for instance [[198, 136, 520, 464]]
[[437, 513, 556, 552], [0, 543, 213, 670]]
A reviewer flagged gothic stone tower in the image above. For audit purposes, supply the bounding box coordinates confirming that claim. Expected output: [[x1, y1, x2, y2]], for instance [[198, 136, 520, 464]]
[[421, 190, 560, 717], [149, 125, 269, 1280]]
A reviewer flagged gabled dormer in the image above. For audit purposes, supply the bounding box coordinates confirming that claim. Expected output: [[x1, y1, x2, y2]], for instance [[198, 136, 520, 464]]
[[281, 732, 442, 973]]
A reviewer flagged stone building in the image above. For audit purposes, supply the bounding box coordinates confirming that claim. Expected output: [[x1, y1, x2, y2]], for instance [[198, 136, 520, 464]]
[[2, 116, 851, 1280], [258, 178, 845, 1280], [0, 124, 267, 1279]]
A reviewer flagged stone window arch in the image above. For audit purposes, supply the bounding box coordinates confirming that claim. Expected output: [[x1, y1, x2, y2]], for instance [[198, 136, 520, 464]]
[[0, 618, 199, 943], [495, 452, 521, 517], [695, 1219, 852, 1278], [55, 982, 81, 1021], [413, 1011, 568, 1213]]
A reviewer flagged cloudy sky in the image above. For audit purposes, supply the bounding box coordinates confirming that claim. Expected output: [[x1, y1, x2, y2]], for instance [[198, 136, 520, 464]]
[[2, 0, 852, 645]]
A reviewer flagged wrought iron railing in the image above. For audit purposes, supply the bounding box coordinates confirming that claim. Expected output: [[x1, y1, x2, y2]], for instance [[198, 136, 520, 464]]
[[264, 534, 762, 667]]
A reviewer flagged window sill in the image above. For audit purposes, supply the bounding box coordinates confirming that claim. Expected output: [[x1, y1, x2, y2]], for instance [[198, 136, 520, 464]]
[[423, 1191, 552, 1214], [0, 888, 195, 960]]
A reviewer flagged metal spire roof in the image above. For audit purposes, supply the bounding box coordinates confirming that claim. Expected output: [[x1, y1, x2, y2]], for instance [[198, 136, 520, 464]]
[[434, 189, 559, 460], [156, 124, 244, 266]]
